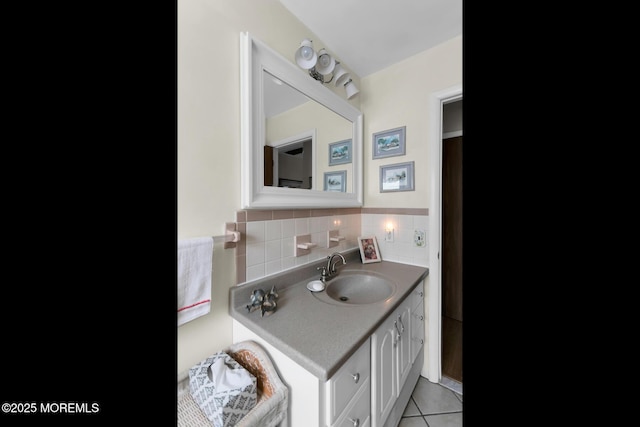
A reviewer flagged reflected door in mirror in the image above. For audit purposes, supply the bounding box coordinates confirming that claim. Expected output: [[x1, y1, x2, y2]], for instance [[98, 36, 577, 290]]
[[264, 146, 274, 186], [265, 137, 313, 189]]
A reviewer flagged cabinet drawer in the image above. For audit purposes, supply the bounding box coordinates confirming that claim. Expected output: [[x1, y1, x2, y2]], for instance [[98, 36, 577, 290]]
[[334, 377, 370, 427], [326, 338, 371, 424]]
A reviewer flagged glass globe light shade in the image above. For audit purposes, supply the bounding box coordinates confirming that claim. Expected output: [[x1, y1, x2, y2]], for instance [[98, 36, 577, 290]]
[[300, 46, 313, 61]]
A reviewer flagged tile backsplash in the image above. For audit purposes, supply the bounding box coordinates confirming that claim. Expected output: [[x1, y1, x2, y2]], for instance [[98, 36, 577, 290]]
[[235, 208, 428, 284], [361, 210, 429, 267]]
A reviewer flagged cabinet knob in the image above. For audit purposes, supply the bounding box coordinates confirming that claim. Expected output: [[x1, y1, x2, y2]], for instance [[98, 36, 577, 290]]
[[348, 418, 360, 427], [351, 373, 360, 383]]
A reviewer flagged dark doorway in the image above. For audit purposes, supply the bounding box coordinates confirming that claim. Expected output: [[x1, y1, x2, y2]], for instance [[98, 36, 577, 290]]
[[441, 103, 463, 384]]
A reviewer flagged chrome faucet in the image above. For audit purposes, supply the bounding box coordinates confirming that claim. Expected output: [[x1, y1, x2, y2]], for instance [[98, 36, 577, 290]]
[[317, 252, 347, 282], [327, 252, 346, 276]]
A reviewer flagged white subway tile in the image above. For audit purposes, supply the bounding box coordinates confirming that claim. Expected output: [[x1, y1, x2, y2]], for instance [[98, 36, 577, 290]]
[[281, 219, 296, 238], [310, 216, 328, 233], [246, 242, 265, 266], [265, 260, 282, 276], [281, 237, 294, 258], [265, 220, 282, 241], [281, 256, 296, 270], [295, 218, 309, 235], [246, 221, 265, 243], [246, 264, 265, 282], [265, 240, 282, 262]]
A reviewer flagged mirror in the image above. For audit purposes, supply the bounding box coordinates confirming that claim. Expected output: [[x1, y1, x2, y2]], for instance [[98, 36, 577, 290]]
[[240, 32, 363, 209], [263, 71, 353, 192]]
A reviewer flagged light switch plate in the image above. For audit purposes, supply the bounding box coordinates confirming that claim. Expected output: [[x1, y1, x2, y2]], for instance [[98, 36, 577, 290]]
[[414, 229, 426, 247]]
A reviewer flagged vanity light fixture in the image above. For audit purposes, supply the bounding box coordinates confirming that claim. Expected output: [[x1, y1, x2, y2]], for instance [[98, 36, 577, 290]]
[[295, 38, 359, 99]]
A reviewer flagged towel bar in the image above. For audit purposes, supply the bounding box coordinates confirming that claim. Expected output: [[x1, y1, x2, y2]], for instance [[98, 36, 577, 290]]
[[213, 222, 242, 249]]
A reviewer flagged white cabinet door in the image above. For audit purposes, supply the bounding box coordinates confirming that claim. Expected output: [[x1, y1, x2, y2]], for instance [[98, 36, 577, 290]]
[[371, 313, 397, 427], [396, 299, 412, 393], [371, 282, 425, 427]]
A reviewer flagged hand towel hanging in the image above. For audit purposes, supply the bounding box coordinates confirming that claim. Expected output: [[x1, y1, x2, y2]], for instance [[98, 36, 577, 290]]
[[178, 237, 214, 326]]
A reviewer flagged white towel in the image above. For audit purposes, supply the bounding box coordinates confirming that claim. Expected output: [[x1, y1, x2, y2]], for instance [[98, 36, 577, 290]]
[[178, 237, 214, 326]]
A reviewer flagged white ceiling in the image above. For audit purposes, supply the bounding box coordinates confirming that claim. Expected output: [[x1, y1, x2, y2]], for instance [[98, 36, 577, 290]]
[[278, 0, 462, 78]]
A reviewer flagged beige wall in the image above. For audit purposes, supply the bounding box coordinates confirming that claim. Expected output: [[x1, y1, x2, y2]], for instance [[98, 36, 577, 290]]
[[178, 0, 462, 376], [361, 35, 462, 208]]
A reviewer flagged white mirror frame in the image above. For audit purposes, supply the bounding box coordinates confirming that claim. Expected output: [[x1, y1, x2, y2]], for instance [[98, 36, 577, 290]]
[[240, 31, 364, 209]]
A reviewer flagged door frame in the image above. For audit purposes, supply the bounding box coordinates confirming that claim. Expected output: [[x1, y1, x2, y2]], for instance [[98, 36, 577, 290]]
[[425, 84, 462, 382]]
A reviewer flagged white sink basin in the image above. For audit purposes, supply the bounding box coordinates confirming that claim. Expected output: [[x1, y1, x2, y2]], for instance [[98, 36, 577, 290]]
[[312, 271, 396, 305]]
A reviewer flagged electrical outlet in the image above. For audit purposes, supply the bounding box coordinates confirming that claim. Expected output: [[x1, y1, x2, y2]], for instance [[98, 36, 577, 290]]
[[385, 229, 394, 242], [414, 229, 426, 247]]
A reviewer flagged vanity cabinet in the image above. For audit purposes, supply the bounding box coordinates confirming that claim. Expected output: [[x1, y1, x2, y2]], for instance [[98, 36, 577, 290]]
[[230, 265, 428, 427]]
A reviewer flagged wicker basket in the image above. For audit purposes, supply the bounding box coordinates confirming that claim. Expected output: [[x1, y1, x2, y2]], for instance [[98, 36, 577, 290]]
[[178, 340, 288, 427]]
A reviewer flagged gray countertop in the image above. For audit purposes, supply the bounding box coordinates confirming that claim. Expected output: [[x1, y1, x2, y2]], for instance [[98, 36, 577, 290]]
[[229, 249, 429, 381]]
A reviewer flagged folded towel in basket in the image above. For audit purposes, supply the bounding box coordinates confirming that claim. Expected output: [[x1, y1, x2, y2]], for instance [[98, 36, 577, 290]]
[[178, 237, 213, 326]]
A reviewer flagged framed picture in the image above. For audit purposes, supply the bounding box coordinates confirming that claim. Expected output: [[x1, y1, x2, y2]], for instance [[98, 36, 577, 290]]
[[328, 139, 352, 166], [372, 126, 406, 159], [358, 236, 382, 264], [380, 161, 415, 192], [324, 170, 347, 192]]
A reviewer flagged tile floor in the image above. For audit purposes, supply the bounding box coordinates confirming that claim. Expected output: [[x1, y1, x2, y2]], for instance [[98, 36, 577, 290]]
[[398, 376, 463, 427]]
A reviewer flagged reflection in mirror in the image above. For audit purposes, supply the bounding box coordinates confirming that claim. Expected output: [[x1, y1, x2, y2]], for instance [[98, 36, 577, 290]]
[[264, 131, 314, 189], [240, 32, 363, 209], [263, 71, 353, 192]]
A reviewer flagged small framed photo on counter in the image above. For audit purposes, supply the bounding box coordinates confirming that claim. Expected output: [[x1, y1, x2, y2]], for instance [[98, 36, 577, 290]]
[[358, 236, 382, 264]]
